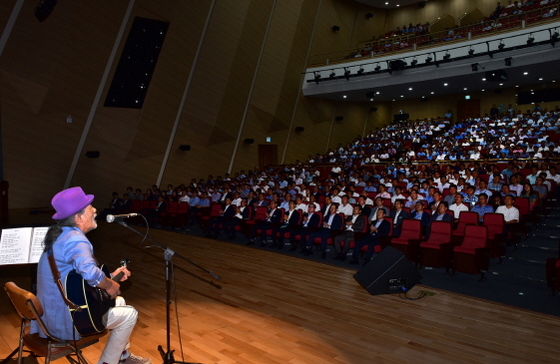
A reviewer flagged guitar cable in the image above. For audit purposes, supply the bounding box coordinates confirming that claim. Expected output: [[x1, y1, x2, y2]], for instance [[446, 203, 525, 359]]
[[171, 260, 186, 362]]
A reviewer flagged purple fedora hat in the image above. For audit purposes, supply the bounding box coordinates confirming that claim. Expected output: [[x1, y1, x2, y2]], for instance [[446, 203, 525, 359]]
[[51, 186, 94, 220]]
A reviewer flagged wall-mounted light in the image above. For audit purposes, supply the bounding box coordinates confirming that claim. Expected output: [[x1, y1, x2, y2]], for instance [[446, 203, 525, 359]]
[[505, 57, 513, 66], [471, 63, 479, 72]]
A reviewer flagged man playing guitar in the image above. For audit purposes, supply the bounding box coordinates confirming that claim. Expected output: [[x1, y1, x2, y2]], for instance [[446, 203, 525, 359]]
[[31, 187, 152, 364]]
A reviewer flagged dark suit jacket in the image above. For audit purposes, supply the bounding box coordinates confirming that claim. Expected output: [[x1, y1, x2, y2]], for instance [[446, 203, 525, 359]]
[[370, 218, 391, 239], [411, 211, 431, 227], [268, 208, 283, 224], [285, 209, 301, 226], [222, 204, 237, 219], [305, 212, 321, 230], [390, 209, 411, 230], [349, 214, 367, 233], [361, 205, 372, 219], [431, 213, 453, 223]]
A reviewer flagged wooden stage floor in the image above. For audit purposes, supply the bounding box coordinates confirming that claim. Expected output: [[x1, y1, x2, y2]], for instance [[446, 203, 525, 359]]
[[2, 222, 560, 364]]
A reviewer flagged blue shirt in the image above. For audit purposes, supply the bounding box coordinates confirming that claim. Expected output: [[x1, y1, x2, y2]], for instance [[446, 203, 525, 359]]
[[31, 227, 106, 340], [471, 204, 494, 220]]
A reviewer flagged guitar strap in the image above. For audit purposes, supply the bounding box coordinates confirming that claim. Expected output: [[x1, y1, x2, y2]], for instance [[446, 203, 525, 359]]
[[47, 249, 82, 312]]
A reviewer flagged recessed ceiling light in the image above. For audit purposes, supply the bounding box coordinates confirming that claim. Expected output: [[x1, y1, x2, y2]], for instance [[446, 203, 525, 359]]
[[538, 77, 543, 81], [392, 99, 396, 101], [553, 80, 557, 83], [430, 91, 435, 94], [524, 72, 529, 75], [343, 95, 347, 98], [370, 98, 373, 101], [400, 95, 404, 97], [376, 91, 380, 94], [464, 87, 467, 90], [482, 78, 486, 81], [444, 83, 448, 86], [499, 83, 503, 86], [482, 89, 485, 91], [409, 87, 413, 91], [385, 1, 388, 4], [397, 4, 400, 7]]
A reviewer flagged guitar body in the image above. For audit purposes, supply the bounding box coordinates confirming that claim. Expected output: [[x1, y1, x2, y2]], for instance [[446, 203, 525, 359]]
[[65, 264, 116, 336]]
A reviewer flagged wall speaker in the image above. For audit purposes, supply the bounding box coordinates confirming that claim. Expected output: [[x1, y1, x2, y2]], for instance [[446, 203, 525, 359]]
[[179, 144, 191, 151], [366, 91, 375, 98], [418, 1, 426, 8], [244, 138, 254, 144], [394, 113, 409, 121], [295, 127, 305, 132], [332, 25, 340, 32], [335, 116, 344, 121], [354, 246, 422, 295], [85, 151, 100, 159], [370, 107, 378, 112], [365, 13, 374, 19], [35, 0, 58, 22]]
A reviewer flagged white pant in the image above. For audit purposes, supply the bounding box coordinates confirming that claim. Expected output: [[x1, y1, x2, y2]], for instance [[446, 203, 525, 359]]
[[98, 297, 138, 364]]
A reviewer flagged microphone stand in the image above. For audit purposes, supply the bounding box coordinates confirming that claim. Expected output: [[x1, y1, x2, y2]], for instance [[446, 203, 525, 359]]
[[115, 220, 221, 364]]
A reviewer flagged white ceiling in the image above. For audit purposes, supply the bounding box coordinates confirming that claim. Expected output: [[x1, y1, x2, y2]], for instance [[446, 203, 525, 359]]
[[355, 0, 428, 9]]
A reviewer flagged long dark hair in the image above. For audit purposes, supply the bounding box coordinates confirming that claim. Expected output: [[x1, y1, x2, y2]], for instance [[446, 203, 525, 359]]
[[42, 210, 83, 252]]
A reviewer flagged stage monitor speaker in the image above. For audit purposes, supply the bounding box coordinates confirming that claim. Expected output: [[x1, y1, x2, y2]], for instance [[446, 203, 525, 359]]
[[353, 246, 422, 295], [179, 144, 191, 151], [295, 126, 305, 132], [85, 151, 100, 159], [244, 138, 254, 144]]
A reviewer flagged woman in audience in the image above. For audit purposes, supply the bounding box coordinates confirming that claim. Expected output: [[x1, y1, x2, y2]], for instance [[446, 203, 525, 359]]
[[520, 183, 539, 210]]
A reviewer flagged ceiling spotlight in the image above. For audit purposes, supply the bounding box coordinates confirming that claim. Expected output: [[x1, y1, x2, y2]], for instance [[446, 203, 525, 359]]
[[314, 72, 321, 84], [468, 48, 475, 56], [374, 63, 381, 71], [471, 63, 479, 71], [443, 52, 450, 60], [505, 57, 513, 66], [411, 58, 418, 66], [344, 67, 350, 80], [498, 42, 505, 50], [552, 31, 559, 44], [329, 70, 336, 78], [527, 36, 535, 45], [357, 66, 364, 75], [425, 56, 432, 63]]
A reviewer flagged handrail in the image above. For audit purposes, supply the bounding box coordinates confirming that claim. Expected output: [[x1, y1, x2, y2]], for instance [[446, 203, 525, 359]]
[[307, 4, 560, 67]]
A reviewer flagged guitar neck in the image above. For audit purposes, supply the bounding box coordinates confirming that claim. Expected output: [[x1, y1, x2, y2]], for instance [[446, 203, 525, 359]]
[[112, 271, 125, 282]]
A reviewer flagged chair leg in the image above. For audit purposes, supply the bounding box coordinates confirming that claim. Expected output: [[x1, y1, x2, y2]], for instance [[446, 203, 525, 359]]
[[0, 347, 19, 364]]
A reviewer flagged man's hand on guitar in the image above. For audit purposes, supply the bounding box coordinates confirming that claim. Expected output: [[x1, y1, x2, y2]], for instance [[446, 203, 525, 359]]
[[97, 276, 121, 299], [111, 266, 131, 282]]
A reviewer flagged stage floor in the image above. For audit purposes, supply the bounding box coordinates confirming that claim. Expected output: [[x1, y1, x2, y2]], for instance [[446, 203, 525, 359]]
[[2, 222, 560, 364]]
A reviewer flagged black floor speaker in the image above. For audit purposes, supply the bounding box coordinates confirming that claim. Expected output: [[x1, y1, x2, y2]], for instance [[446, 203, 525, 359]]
[[353, 246, 422, 295]]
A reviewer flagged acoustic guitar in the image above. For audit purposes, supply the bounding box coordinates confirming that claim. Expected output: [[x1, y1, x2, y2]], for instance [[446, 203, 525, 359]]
[[65, 259, 129, 336]]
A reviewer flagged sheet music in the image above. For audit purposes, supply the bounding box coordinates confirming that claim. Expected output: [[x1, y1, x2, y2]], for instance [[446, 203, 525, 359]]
[[0, 227, 33, 265], [29, 227, 48, 263]]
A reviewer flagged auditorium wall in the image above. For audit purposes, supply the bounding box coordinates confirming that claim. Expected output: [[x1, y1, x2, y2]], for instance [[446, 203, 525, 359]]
[[0, 0, 390, 209]]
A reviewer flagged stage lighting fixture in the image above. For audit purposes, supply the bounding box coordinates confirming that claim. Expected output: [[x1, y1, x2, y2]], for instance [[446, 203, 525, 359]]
[[411, 59, 418, 66], [498, 42, 505, 50], [344, 67, 350, 80], [527, 36, 535, 45], [314, 72, 321, 84], [468, 48, 475, 56], [552, 31, 559, 44], [357, 66, 364, 75], [329, 71, 336, 78], [443, 52, 450, 60], [425, 56, 432, 63], [505, 57, 513, 66], [374, 64, 381, 71], [471, 63, 479, 72]]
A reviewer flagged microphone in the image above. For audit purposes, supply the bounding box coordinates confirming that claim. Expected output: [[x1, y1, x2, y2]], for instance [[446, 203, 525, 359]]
[[106, 213, 139, 223]]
